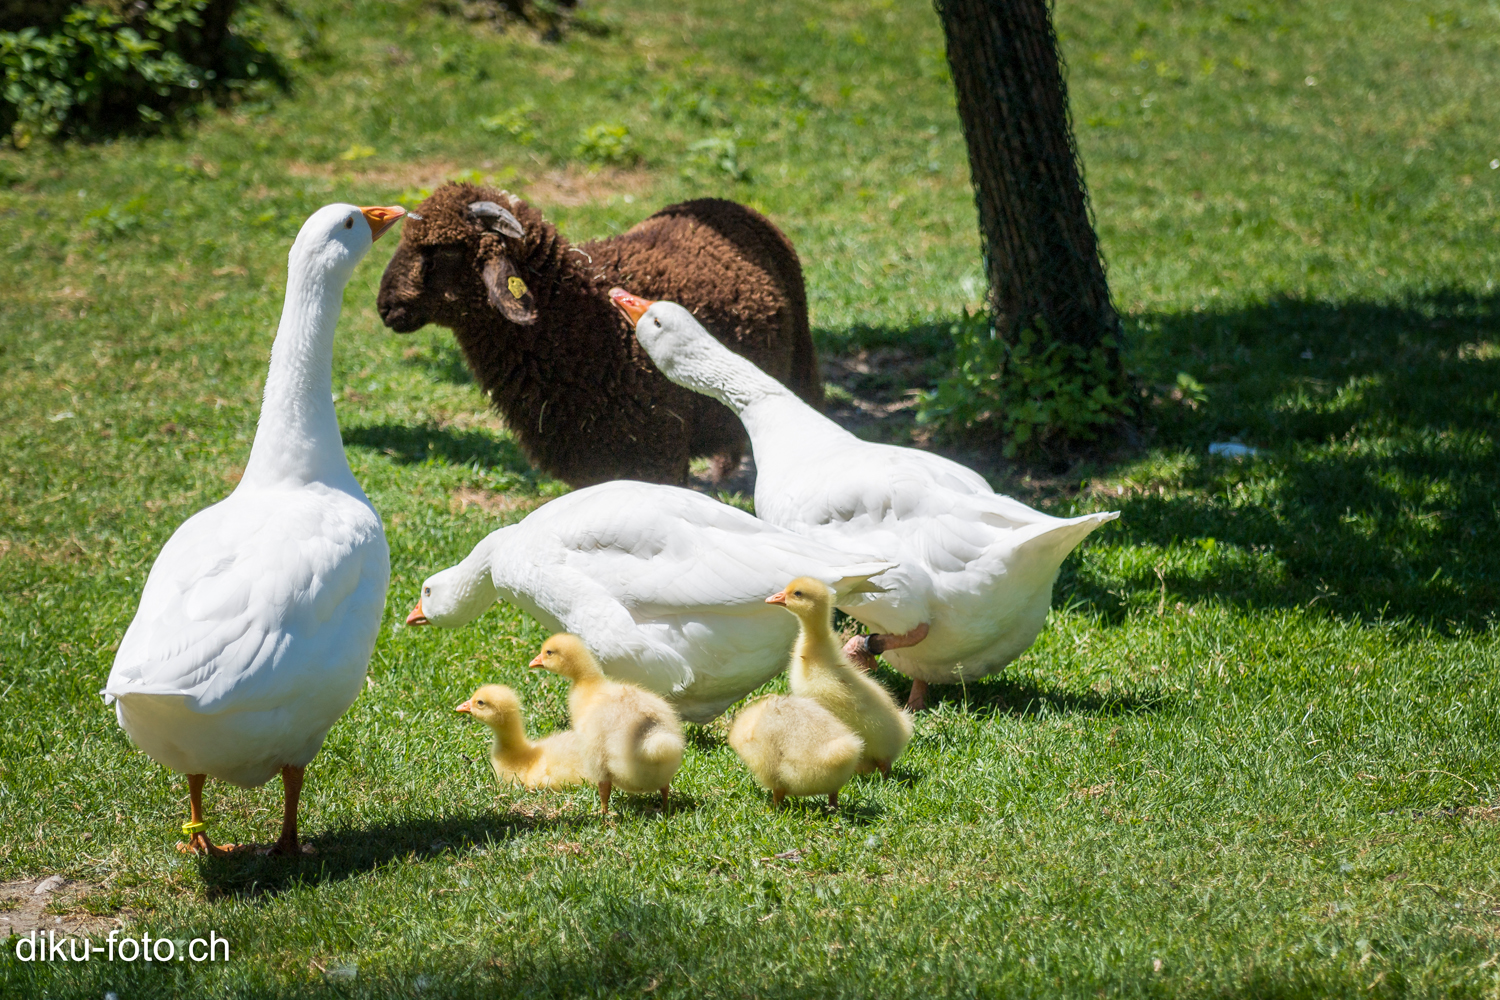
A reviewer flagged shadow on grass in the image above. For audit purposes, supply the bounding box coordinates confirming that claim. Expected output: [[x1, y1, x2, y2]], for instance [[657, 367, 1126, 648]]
[[822, 290, 1500, 633], [196, 808, 592, 899], [342, 422, 533, 476], [1086, 289, 1500, 631], [917, 673, 1173, 719], [401, 339, 477, 386]]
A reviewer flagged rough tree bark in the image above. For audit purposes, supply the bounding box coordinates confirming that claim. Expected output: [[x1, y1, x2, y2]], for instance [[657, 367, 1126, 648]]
[[934, 0, 1128, 417]]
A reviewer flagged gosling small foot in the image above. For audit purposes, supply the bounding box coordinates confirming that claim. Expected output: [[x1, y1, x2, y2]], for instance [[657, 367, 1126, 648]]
[[598, 780, 613, 815], [828, 791, 839, 808], [660, 786, 670, 811], [905, 679, 929, 712], [877, 761, 892, 779], [772, 789, 786, 807]]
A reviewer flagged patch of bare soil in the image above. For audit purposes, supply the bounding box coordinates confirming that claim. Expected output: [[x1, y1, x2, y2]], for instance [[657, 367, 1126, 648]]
[[0, 876, 122, 940], [451, 487, 548, 517]]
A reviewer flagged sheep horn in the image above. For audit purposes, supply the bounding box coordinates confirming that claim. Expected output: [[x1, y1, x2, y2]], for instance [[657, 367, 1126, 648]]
[[467, 201, 525, 239]]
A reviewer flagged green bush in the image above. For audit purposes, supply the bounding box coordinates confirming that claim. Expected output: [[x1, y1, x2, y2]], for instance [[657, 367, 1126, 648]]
[[573, 121, 637, 166], [0, 0, 279, 144], [916, 312, 1132, 456]]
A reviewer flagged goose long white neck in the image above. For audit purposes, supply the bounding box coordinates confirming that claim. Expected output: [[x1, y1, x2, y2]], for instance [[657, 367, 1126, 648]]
[[649, 322, 852, 458], [242, 258, 357, 490]]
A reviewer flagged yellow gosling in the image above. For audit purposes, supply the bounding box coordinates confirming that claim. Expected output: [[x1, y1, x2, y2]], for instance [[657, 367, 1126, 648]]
[[728, 695, 864, 807], [456, 684, 585, 790], [769, 577, 913, 776], [529, 633, 684, 813]]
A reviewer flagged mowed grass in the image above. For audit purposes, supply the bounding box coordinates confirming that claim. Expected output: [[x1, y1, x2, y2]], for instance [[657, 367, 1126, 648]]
[[2, 0, 1500, 996]]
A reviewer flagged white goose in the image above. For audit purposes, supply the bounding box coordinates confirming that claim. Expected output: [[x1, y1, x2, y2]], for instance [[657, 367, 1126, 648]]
[[102, 203, 405, 855], [610, 290, 1118, 710], [405, 480, 891, 723]]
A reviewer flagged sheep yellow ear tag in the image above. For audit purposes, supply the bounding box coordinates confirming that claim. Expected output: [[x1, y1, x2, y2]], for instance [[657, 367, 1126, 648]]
[[507, 276, 528, 300]]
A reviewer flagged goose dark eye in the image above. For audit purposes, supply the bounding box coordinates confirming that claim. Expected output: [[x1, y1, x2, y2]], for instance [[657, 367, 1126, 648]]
[[423, 586, 431, 596], [793, 590, 803, 597], [652, 318, 662, 328], [344, 216, 354, 229], [476, 699, 486, 707]]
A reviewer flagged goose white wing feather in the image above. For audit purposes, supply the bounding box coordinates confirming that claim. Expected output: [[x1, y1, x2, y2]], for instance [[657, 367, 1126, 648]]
[[103, 487, 388, 786], [423, 481, 890, 722]]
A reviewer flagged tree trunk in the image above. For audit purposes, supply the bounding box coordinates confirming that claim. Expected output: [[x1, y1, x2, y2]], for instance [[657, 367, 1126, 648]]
[[935, 0, 1125, 387]]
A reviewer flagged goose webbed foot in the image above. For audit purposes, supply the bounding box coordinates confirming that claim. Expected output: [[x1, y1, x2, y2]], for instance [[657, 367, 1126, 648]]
[[843, 623, 931, 678], [178, 772, 241, 856]]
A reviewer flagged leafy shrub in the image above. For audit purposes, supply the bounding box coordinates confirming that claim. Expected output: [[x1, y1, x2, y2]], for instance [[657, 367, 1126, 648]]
[[916, 312, 1132, 456], [573, 121, 636, 166], [479, 101, 537, 144], [0, 0, 280, 144], [687, 134, 749, 182]]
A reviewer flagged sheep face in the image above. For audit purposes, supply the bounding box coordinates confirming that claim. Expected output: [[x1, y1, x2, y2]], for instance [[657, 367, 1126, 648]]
[[376, 186, 539, 335]]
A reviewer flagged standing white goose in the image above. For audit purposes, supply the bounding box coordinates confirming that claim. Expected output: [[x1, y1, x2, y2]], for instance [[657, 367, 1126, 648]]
[[405, 480, 891, 723], [102, 203, 405, 856], [610, 289, 1118, 710]]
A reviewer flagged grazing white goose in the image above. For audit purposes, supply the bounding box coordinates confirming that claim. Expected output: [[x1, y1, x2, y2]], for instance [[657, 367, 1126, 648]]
[[404, 480, 891, 723], [610, 289, 1118, 710], [102, 203, 405, 856]]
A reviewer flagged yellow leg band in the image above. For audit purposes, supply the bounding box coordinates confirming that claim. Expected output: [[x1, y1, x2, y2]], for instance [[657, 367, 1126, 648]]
[[182, 820, 208, 836]]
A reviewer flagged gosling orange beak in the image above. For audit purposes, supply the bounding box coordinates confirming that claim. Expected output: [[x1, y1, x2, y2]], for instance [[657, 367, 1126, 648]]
[[406, 600, 429, 626], [528, 653, 547, 669], [455, 699, 472, 714], [360, 205, 406, 242], [609, 287, 655, 325], [765, 591, 787, 606]]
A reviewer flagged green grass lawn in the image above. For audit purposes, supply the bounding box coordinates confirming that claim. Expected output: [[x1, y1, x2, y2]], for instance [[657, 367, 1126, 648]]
[[3, 0, 1500, 996]]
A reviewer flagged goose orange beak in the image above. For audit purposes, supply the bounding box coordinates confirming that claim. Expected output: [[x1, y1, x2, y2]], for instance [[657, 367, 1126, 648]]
[[406, 600, 429, 626], [455, 699, 472, 713], [609, 287, 654, 325], [765, 591, 788, 606], [360, 205, 406, 242], [527, 653, 547, 669]]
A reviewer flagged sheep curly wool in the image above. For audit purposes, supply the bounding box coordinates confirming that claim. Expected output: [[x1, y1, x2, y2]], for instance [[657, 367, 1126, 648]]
[[376, 183, 821, 486]]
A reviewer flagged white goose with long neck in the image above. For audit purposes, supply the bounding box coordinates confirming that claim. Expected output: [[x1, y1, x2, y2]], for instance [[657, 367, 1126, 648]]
[[612, 290, 1119, 710], [104, 203, 403, 856]]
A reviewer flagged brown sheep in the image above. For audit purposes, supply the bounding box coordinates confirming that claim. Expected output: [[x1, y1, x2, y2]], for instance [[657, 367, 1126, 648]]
[[376, 183, 822, 486]]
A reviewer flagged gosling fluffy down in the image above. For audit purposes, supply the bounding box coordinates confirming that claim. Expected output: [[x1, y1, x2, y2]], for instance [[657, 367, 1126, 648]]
[[530, 633, 685, 811], [456, 683, 585, 790], [728, 695, 864, 806], [771, 577, 913, 775]]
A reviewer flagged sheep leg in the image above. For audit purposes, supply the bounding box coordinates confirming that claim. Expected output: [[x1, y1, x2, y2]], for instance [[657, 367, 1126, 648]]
[[598, 780, 612, 815], [710, 448, 743, 483]]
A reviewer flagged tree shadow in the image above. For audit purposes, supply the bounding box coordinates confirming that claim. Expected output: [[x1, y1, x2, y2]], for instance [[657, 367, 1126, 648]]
[[1086, 288, 1500, 631], [822, 289, 1500, 633], [342, 422, 534, 477]]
